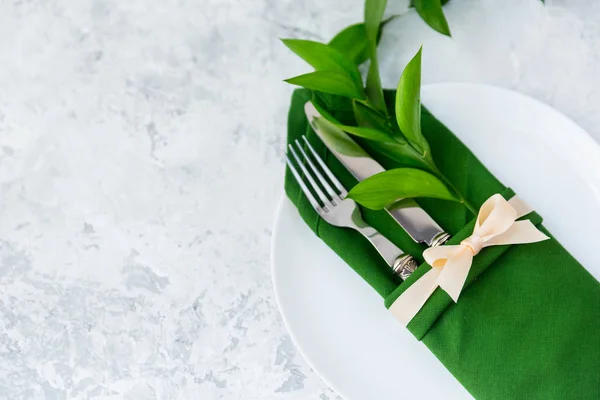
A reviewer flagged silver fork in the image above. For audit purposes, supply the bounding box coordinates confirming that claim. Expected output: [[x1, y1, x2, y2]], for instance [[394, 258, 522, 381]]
[[286, 136, 418, 280]]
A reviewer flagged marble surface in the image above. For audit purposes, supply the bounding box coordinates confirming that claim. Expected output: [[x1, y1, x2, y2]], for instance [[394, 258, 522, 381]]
[[0, 0, 598, 399]]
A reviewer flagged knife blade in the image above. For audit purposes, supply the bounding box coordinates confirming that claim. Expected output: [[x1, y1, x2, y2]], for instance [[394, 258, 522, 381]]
[[304, 101, 450, 247]]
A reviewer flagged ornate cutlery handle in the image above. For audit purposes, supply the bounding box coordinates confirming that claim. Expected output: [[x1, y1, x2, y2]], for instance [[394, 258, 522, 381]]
[[353, 224, 418, 280]]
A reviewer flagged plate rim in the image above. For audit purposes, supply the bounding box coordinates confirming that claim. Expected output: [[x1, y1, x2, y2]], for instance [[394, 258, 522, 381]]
[[270, 196, 351, 399], [270, 82, 600, 399], [421, 82, 600, 167]]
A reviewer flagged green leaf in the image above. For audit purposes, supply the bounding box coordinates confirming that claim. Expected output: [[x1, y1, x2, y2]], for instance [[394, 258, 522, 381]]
[[352, 100, 389, 130], [367, 140, 433, 170], [311, 99, 349, 123], [285, 71, 365, 99], [363, 0, 388, 113], [312, 101, 391, 142], [329, 24, 370, 65], [410, 0, 450, 6], [365, 45, 387, 114], [364, 0, 388, 41], [348, 168, 457, 209], [395, 47, 431, 157], [362, 0, 389, 114], [281, 39, 363, 90], [314, 100, 427, 167], [413, 0, 451, 37], [310, 114, 371, 158], [329, 15, 393, 65], [353, 100, 432, 169], [336, 125, 392, 142]]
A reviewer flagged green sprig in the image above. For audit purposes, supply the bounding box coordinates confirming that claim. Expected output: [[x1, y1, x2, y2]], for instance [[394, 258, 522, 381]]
[[281, 0, 478, 214]]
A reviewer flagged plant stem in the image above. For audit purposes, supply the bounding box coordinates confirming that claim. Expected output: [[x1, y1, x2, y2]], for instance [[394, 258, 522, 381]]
[[355, 98, 380, 113], [461, 197, 477, 216], [365, 43, 388, 116], [429, 163, 477, 215]]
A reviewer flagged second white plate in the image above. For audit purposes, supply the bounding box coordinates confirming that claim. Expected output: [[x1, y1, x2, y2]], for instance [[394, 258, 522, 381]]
[[271, 83, 600, 400]]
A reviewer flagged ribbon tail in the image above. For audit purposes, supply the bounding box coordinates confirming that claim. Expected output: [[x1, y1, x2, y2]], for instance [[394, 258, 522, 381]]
[[389, 268, 441, 326], [485, 220, 549, 246], [436, 249, 474, 302]]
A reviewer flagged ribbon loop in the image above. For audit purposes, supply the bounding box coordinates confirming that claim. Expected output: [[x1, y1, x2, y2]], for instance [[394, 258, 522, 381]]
[[389, 194, 549, 327]]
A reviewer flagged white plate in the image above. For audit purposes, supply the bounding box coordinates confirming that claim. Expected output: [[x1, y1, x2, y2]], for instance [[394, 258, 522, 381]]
[[271, 83, 600, 400]]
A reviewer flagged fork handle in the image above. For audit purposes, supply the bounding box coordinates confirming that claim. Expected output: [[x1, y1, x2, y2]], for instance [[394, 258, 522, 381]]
[[355, 225, 418, 280]]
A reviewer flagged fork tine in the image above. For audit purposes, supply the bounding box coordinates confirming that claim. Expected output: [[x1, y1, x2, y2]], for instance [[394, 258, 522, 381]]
[[285, 155, 322, 212], [302, 136, 347, 197], [294, 139, 340, 204], [288, 144, 332, 209]]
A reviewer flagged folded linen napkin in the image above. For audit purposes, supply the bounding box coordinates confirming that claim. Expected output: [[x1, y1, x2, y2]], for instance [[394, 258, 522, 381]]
[[284, 88, 600, 399]]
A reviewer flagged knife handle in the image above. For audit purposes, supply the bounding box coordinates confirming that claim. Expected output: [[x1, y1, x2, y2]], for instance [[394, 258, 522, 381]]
[[354, 225, 417, 280], [386, 199, 451, 247]]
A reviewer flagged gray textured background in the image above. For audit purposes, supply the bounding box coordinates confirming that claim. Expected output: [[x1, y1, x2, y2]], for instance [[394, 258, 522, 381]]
[[0, 0, 598, 399]]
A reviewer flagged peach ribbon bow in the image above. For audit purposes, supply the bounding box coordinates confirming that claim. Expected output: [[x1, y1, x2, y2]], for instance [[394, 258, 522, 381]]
[[389, 194, 549, 326]]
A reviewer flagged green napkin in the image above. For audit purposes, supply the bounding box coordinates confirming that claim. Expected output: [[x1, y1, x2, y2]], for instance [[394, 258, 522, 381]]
[[284, 89, 600, 399]]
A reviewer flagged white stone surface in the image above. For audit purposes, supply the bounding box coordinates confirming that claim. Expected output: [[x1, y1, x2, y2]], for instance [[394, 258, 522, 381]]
[[0, 0, 597, 399]]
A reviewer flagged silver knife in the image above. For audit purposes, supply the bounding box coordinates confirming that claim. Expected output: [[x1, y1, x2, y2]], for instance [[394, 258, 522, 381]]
[[304, 101, 450, 247]]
